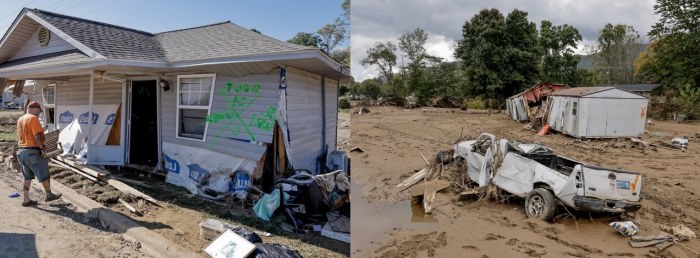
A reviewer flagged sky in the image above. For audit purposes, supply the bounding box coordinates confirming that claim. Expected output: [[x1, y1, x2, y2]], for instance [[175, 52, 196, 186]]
[[0, 0, 345, 45], [351, 0, 659, 81]]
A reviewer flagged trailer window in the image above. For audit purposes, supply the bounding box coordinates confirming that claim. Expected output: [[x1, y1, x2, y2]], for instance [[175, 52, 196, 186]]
[[572, 102, 578, 116], [176, 74, 216, 141]]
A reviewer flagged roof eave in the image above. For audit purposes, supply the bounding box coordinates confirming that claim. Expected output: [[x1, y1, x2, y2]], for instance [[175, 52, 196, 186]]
[[0, 59, 168, 79], [170, 50, 352, 80]]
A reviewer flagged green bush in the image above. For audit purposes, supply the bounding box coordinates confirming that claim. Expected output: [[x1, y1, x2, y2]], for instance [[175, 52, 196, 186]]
[[338, 98, 351, 109], [464, 98, 486, 109]]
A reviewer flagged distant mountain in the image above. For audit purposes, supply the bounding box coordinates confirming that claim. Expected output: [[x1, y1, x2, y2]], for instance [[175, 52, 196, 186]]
[[577, 43, 649, 70]]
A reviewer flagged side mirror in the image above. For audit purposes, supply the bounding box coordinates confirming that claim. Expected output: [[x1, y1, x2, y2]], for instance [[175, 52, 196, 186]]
[[471, 145, 476, 152]]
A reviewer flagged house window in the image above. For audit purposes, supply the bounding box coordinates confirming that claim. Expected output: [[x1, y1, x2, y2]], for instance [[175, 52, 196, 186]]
[[176, 74, 216, 141], [572, 102, 578, 116], [43, 84, 55, 125]]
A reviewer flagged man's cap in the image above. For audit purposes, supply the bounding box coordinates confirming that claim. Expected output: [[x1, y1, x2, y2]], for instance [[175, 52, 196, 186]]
[[28, 101, 42, 110]]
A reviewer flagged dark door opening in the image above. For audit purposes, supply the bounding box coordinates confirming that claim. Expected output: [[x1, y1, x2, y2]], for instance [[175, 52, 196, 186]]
[[129, 80, 158, 166]]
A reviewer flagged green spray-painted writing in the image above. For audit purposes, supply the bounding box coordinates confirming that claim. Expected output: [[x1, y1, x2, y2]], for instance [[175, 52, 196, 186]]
[[206, 82, 276, 144]]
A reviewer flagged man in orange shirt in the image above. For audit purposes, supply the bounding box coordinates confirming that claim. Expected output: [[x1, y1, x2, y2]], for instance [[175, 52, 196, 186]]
[[16, 101, 61, 206]]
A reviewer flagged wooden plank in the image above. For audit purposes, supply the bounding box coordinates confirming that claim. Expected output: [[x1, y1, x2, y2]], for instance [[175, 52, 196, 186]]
[[53, 156, 159, 206], [419, 153, 430, 165], [53, 156, 106, 180], [408, 179, 451, 197], [118, 198, 142, 216], [394, 168, 427, 192], [51, 160, 101, 183]]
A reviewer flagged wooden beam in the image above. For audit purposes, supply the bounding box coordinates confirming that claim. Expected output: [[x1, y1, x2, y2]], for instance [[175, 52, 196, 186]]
[[53, 156, 107, 180], [53, 156, 159, 206], [50, 160, 102, 183], [118, 198, 142, 216]]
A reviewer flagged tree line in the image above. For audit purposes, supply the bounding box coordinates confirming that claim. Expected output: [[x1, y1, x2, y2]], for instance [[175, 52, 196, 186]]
[[352, 0, 699, 118], [286, 0, 350, 68]]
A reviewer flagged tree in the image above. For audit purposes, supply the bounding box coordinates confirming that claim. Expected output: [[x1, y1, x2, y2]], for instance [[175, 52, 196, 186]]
[[539, 20, 584, 86], [591, 24, 644, 84], [360, 41, 398, 85], [317, 18, 346, 54], [456, 9, 508, 98], [456, 9, 539, 99], [361, 78, 382, 100], [398, 27, 441, 103], [503, 10, 539, 96], [287, 32, 321, 48], [673, 84, 700, 119], [643, 0, 700, 89], [331, 47, 350, 68]]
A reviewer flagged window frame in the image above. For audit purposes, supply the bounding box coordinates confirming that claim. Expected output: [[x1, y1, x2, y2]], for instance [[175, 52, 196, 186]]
[[175, 74, 216, 142], [43, 83, 56, 125], [572, 101, 578, 116]]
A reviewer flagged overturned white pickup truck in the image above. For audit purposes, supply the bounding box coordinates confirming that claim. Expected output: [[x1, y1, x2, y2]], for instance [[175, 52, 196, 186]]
[[454, 133, 642, 221]]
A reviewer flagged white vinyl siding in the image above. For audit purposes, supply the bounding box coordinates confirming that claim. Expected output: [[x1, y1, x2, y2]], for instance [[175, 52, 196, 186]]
[[176, 74, 216, 142], [161, 72, 279, 162], [325, 78, 338, 153], [286, 71, 324, 172], [10, 26, 76, 60]]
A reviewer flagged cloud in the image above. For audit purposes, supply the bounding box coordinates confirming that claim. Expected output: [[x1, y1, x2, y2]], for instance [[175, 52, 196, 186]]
[[351, 0, 658, 81]]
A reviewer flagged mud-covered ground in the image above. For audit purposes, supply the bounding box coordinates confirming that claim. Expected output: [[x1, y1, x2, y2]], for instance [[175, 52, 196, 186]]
[[351, 106, 700, 258], [0, 110, 350, 258]]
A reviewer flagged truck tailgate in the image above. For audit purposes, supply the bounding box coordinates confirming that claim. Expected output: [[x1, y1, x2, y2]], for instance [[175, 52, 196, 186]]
[[582, 165, 641, 202]]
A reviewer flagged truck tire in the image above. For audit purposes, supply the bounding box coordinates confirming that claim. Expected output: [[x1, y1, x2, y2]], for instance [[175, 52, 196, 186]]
[[525, 188, 556, 221]]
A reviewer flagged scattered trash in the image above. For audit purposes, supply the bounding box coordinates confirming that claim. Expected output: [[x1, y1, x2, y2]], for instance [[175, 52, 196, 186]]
[[7, 192, 19, 198], [536, 124, 550, 136], [610, 221, 640, 237], [326, 211, 350, 233], [628, 234, 675, 250], [660, 224, 696, 241], [651, 131, 663, 137], [321, 222, 350, 243], [646, 119, 654, 125], [671, 138, 689, 151], [250, 243, 302, 258], [252, 189, 284, 221], [349, 147, 364, 153], [354, 107, 371, 114], [203, 229, 257, 258]]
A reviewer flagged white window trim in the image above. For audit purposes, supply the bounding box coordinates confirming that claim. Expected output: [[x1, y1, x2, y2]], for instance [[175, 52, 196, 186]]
[[43, 83, 56, 125], [175, 74, 216, 142]]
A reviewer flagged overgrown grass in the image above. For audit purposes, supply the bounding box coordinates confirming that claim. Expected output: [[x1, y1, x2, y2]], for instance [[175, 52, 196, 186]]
[[0, 131, 17, 141]]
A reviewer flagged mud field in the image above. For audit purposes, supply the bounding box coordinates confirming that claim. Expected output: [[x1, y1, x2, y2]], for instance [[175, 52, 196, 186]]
[[351, 106, 700, 258]]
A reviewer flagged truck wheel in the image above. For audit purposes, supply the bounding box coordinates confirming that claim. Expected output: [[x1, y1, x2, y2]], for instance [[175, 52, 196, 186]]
[[525, 188, 556, 221]]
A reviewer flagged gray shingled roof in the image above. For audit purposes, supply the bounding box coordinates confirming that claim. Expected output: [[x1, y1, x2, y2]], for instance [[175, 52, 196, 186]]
[[30, 9, 166, 62], [0, 49, 92, 73], [28, 8, 317, 64], [156, 22, 316, 63], [614, 84, 660, 92]]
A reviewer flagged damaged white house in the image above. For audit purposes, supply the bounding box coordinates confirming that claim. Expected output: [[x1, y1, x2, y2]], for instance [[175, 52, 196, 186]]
[[0, 8, 350, 196], [546, 87, 648, 138]]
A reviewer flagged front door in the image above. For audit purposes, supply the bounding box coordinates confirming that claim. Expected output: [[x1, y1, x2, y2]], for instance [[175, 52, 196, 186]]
[[129, 80, 158, 166]]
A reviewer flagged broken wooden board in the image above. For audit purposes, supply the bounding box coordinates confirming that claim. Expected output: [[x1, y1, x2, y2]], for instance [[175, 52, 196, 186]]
[[51, 159, 103, 183], [53, 156, 159, 206], [118, 198, 142, 216], [53, 156, 107, 180], [408, 179, 451, 197], [394, 168, 427, 192], [423, 188, 437, 213]]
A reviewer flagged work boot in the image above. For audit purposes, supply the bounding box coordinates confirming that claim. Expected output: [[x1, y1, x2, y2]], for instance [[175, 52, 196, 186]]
[[45, 192, 62, 202]]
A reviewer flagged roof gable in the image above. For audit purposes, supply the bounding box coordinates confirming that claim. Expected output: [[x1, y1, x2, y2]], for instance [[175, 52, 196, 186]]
[[29, 9, 165, 62], [155, 22, 315, 63], [551, 86, 646, 99]]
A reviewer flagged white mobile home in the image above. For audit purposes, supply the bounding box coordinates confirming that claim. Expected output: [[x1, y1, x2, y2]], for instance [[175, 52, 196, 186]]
[[546, 87, 648, 138], [0, 8, 350, 196]]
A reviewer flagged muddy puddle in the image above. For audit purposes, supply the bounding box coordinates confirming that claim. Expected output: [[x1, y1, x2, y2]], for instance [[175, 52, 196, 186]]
[[351, 182, 437, 256]]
